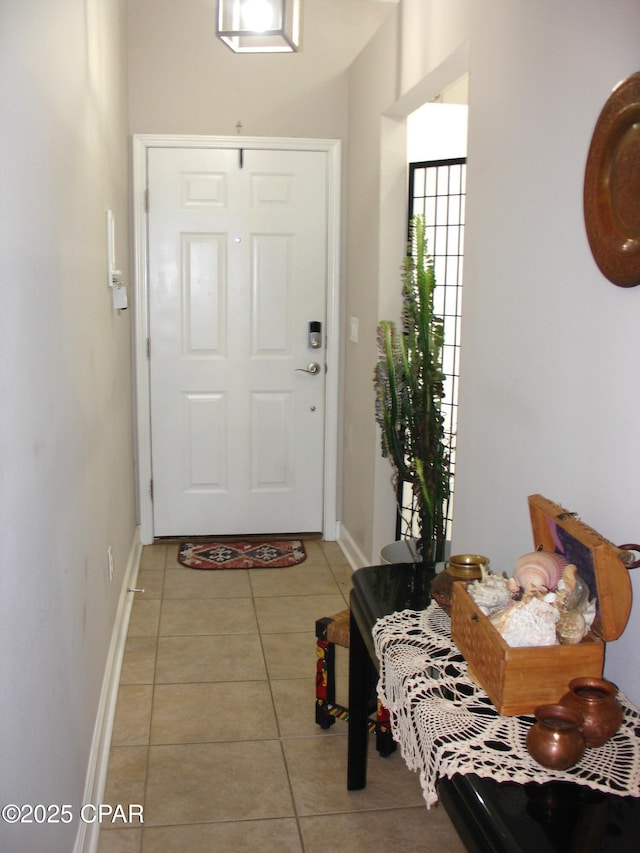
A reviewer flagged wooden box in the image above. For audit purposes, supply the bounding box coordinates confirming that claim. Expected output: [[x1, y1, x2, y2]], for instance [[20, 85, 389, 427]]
[[451, 494, 632, 716]]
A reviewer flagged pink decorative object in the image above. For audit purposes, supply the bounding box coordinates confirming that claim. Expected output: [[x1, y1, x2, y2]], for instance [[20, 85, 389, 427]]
[[512, 551, 568, 591]]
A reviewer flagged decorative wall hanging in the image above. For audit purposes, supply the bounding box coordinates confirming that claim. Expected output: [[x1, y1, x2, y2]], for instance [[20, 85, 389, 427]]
[[584, 72, 640, 287]]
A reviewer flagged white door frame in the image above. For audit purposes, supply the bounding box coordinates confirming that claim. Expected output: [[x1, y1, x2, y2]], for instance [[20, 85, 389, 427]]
[[132, 134, 341, 545]]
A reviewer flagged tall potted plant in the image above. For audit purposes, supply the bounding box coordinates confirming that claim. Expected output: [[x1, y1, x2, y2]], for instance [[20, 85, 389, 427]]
[[373, 214, 450, 566]]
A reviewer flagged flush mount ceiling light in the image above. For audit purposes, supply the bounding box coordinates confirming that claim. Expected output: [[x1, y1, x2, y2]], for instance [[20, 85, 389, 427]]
[[217, 0, 301, 53]]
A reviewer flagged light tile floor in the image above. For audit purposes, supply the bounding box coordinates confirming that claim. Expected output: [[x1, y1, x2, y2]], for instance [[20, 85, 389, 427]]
[[97, 540, 466, 853]]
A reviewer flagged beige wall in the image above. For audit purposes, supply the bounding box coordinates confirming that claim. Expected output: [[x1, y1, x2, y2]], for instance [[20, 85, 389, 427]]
[[344, 0, 640, 706], [342, 16, 406, 560], [342, 1, 472, 562], [127, 0, 392, 138], [0, 1, 135, 850]]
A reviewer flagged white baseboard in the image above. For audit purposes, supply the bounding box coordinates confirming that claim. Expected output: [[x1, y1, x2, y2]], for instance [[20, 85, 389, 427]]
[[74, 528, 143, 853], [336, 522, 369, 570]]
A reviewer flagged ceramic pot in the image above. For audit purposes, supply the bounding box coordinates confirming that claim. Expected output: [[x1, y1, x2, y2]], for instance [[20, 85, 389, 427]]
[[430, 554, 488, 616], [559, 677, 624, 747], [526, 704, 586, 770], [380, 539, 422, 565]]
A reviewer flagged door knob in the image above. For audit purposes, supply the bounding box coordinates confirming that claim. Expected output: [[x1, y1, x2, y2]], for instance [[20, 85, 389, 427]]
[[295, 362, 321, 375]]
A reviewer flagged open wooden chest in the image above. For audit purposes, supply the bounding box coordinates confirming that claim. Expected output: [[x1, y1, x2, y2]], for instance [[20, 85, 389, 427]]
[[451, 494, 633, 716]]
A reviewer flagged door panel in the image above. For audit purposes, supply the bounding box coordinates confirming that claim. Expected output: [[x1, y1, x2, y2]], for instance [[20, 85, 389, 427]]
[[148, 146, 327, 536], [184, 392, 226, 489], [251, 392, 293, 489], [183, 235, 225, 353]]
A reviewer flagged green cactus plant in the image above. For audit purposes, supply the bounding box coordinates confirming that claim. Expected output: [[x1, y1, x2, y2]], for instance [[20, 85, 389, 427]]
[[374, 214, 451, 564]]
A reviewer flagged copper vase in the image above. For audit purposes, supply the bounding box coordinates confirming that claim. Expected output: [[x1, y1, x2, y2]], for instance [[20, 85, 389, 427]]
[[559, 677, 624, 747], [526, 704, 586, 770]]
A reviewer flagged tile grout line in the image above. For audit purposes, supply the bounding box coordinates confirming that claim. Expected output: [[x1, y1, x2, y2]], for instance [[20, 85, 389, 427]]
[[139, 542, 168, 848], [254, 577, 309, 851]]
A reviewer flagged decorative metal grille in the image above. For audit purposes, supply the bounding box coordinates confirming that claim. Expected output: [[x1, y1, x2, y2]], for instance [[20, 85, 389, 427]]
[[396, 157, 466, 545]]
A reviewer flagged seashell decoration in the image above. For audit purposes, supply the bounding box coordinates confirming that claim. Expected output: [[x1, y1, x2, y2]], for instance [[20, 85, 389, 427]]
[[466, 572, 514, 616], [555, 564, 589, 611], [512, 551, 568, 592], [490, 597, 560, 647], [556, 610, 587, 645], [462, 554, 598, 648]]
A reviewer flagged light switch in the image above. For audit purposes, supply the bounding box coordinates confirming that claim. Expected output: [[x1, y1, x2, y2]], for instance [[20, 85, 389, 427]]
[[349, 316, 359, 343]]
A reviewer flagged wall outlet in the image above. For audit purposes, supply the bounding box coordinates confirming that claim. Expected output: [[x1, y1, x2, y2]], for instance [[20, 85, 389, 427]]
[[107, 546, 114, 582]]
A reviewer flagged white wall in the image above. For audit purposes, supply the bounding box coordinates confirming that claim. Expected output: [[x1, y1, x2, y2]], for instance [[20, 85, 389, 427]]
[[344, 0, 640, 706], [0, 2, 136, 850], [458, 0, 640, 705]]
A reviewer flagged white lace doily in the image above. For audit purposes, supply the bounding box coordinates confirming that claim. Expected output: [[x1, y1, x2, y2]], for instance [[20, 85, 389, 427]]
[[373, 603, 640, 808]]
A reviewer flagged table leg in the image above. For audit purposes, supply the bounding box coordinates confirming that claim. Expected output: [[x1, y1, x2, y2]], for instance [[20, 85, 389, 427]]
[[347, 607, 370, 790]]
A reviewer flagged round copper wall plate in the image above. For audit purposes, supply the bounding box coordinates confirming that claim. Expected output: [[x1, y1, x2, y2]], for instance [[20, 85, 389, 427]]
[[584, 72, 640, 287]]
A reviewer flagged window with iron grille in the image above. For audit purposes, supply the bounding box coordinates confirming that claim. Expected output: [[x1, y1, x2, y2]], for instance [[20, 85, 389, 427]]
[[397, 157, 466, 545]]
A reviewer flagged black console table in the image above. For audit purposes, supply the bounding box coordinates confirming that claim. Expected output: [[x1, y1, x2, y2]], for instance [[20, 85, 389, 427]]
[[347, 562, 432, 790], [347, 563, 640, 852]]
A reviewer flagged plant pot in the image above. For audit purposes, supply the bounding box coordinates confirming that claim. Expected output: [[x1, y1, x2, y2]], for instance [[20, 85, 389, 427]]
[[380, 539, 421, 564], [380, 538, 451, 566]]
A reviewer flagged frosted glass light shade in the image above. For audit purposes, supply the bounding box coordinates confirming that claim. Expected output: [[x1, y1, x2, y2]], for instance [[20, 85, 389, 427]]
[[217, 0, 301, 53]]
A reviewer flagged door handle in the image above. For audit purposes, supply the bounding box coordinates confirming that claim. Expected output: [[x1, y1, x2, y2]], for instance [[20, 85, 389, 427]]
[[295, 362, 321, 375]]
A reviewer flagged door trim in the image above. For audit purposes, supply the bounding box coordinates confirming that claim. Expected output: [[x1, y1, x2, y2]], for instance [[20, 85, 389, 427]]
[[132, 134, 341, 544]]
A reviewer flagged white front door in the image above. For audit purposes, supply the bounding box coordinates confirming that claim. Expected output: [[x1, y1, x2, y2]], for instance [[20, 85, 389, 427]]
[[147, 145, 330, 536]]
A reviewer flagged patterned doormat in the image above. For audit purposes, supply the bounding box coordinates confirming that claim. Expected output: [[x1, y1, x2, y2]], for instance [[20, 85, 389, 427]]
[[177, 539, 307, 570]]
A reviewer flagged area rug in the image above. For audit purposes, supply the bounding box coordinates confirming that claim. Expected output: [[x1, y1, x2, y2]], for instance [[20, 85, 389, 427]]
[[177, 539, 307, 570]]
